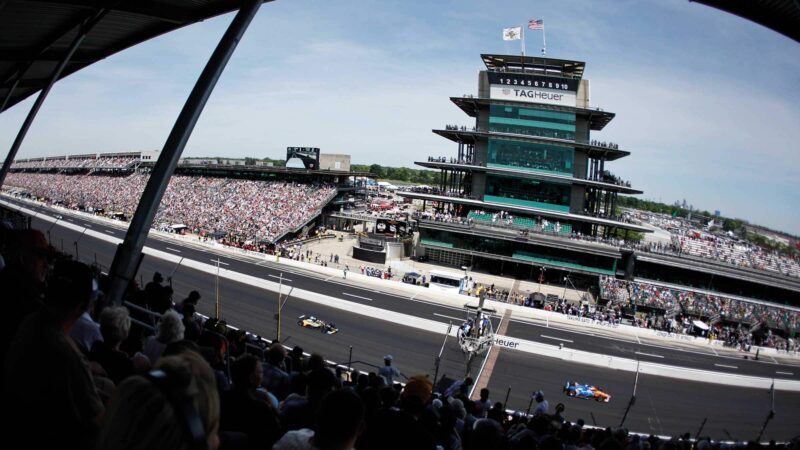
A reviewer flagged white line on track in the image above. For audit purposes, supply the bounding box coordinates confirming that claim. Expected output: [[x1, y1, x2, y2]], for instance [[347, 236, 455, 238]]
[[714, 363, 738, 369], [709, 345, 718, 357], [166, 247, 182, 253], [268, 274, 293, 282], [411, 293, 418, 300], [434, 313, 465, 322], [541, 334, 573, 343], [104, 229, 116, 234], [767, 354, 779, 364], [84, 223, 92, 227], [635, 351, 664, 359], [342, 292, 372, 301], [508, 318, 744, 363], [325, 275, 335, 281], [210, 259, 229, 266], [67, 218, 74, 222], [776, 371, 794, 376]]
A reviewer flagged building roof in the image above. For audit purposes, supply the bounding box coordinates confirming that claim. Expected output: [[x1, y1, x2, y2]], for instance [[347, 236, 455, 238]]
[[450, 96, 615, 131], [481, 54, 586, 79], [432, 128, 631, 161], [0, 0, 272, 114], [693, 0, 800, 43]]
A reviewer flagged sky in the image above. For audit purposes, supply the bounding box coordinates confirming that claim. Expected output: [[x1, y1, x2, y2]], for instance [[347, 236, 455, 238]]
[[1, 0, 799, 235]]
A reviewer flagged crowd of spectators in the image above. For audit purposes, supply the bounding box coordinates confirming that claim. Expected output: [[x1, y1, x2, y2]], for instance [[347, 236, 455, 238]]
[[588, 140, 619, 150], [633, 212, 800, 279], [5, 172, 336, 244], [598, 276, 800, 339], [443, 124, 477, 132], [8, 226, 797, 449], [11, 155, 138, 170]]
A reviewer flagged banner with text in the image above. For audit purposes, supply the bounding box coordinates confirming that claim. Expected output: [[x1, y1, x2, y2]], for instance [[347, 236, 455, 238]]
[[488, 72, 577, 107]]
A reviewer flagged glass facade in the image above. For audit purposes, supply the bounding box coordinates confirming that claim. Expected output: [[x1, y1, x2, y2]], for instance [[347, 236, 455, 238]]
[[484, 175, 571, 212], [487, 139, 574, 176], [489, 105, 576, 141], [420, 228, 618, 274]]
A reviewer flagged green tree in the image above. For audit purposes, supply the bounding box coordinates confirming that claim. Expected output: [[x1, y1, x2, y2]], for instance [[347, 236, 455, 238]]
[[369, 164, 384, 178]]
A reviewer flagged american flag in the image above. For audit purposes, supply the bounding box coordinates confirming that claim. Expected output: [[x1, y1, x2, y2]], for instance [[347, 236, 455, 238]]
[[528, 19, 544, 30]]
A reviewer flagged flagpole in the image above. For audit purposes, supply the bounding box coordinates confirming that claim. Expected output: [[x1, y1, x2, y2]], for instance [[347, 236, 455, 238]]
[[542, 20, 547, 56], [521, 24, 526, 57]]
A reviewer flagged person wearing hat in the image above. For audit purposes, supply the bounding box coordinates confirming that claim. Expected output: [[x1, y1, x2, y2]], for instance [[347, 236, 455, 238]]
[[533, 390, 549, 417], [378, 354, 400, 386]]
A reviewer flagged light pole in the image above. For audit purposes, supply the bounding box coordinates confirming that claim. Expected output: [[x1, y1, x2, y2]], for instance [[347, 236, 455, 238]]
[[46, 215, 61, 245], [74, 226, 88, 262], [562, 276, 569, 301], [274, 273, 293, 342], [213, 258, 221, 319]]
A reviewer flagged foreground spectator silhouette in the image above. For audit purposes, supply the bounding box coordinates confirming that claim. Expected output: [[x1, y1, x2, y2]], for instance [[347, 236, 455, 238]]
[[3, 260, 104, 450], [89, 306, 150, 385], [274, 388, 365, 450], [95, 350, 221, 450], [220, 354, 281, 449], [0, 229, 53, 366]]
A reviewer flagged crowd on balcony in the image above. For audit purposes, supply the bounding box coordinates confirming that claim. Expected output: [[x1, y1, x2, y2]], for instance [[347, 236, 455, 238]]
[[589, 140, 619, 150], [443, 124, 477, 132], [597, 170, 631, 188], [427, 155, 475, 164], [598, 276, 800, 342], [4, 172, 335, 244]]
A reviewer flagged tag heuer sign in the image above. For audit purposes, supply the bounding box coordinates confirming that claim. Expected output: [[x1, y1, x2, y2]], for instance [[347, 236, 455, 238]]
[[488, 72, 578, 107]]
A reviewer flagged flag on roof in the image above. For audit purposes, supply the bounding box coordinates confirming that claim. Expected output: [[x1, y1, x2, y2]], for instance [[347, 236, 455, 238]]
[[503, 26, 522, 40], [528, 19, 544, 30]]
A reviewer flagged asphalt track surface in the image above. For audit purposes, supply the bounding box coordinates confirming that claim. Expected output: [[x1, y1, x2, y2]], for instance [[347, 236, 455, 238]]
[[6, 197, 800, 440]]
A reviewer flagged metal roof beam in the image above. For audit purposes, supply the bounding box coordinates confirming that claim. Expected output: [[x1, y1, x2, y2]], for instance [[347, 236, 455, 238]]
[[28, 0, 196, 24], [0, 9, 90, 87]]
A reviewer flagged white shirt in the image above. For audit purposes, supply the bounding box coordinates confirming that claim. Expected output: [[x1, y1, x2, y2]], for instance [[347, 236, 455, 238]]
[[69, 312, 103, 353]]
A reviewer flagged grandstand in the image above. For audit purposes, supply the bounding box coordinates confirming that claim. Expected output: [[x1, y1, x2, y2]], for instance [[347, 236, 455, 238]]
[[5, 150, 373, 245]]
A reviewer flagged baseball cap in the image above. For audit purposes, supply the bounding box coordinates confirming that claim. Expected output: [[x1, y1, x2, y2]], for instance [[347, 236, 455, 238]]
[[383, 354, 393, 361]]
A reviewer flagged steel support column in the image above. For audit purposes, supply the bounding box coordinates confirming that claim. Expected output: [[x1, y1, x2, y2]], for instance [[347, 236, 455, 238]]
[[0, 8, 109, 189], [106, 0, 264, 305]]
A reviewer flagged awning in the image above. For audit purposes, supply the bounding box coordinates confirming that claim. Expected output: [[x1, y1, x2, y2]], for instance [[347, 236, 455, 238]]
[[693, 320, 709, 330], [170, 224, 188, 229]]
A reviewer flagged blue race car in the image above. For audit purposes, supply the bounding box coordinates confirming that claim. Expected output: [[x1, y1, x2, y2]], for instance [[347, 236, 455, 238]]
[[563, 381, 611, 402]]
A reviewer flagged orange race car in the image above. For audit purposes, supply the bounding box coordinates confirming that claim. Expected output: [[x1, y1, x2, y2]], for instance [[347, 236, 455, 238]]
[[563, 381, 611, 402]]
